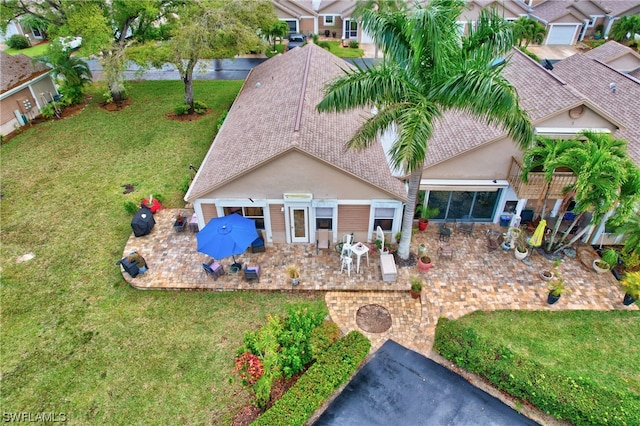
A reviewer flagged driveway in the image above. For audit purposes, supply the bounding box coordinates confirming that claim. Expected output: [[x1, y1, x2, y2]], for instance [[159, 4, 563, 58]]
[[313, 340, 539, 426]]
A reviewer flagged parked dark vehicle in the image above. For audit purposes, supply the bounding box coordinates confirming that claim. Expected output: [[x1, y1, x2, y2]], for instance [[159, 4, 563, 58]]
[[287, 34, 306, 50]]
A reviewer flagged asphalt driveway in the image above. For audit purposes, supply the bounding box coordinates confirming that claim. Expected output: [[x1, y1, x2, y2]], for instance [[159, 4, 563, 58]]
[[314, 340, 538, 426]]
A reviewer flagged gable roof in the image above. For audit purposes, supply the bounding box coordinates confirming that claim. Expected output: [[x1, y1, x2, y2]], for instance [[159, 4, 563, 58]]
[[583, 40, 640, 64], [0, 52, 50, 94], [532, 0, 589, 23], [594, 0, 640, 16], [186, 44, 406, 202], [552, 46, 640, 165]]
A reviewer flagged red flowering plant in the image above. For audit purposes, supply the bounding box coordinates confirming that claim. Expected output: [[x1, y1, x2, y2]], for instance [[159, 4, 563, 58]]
[[233, 352, 264, 386]]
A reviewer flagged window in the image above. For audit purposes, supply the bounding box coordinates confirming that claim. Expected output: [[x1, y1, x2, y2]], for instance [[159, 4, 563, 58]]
[[223, 206, 265, 229], [373, 207, 394, 231], [315, 207, 333, 230], [324, 15, 334, 26]]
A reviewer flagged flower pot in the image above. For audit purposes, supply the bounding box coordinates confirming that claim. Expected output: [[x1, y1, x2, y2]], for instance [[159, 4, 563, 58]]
[[623, 293, 637, 306], [418, 219, 428, 231], [514, 248, 528, 260], [418, 256, 432, 272], [410, 290, 421, 299], [291, 278, 300, 286], [418, 244, 427, 258], [540, 270, 554, 281], [593, 259, 610, 274], [547, 292, 560, 305]]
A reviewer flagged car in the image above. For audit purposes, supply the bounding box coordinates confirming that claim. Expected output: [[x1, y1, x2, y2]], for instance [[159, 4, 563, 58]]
[[59, 36, 82, 51], [287, 34, 306, 50]]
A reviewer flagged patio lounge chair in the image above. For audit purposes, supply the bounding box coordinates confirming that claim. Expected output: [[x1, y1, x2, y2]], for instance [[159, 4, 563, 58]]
[[316, 229, 330, 254], [202, 261, 224, 280], [250, 230, 266, 253], [243, 264, 260, 283]]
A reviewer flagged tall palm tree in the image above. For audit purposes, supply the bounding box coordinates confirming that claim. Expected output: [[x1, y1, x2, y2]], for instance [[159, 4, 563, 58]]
[[352, 0, 407, 59], [521, 136, 580, 219], [510, 17, 546, 48], [317, 0, 533, 260], [608, 15, 640, 43], [35, 41, 92, 104]]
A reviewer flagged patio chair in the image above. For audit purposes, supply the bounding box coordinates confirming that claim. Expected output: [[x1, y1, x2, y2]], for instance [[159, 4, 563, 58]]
[[340, 255, 353, 277], [250, 230, 266, 253], [438, 245, 453, 260], [243, 264, 260, 283], [202, 261, 224, 280], [438, 223, 452, 241], [341, 233, 354, 256], [316, 229, 330, 254], [486, 231, 504, 252], [457, 219, 474, 236]]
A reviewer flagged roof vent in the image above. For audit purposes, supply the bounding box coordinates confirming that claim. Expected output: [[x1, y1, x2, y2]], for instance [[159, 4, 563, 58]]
[[609, 82, 617, 93], [543, 59, 554, 70]]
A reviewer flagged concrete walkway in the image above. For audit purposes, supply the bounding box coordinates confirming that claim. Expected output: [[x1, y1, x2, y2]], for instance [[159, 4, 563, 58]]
[[121, 208, 635, 356]]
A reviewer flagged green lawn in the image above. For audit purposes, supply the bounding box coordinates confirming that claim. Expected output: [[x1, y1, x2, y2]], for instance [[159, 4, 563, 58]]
[[3, 41, 50, 57], [0, 80, 324, 425], [447, 310, 640, 396], [324, 41, 364, 58]]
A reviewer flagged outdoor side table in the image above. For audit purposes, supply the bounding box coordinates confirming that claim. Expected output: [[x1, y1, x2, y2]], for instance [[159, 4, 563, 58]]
[[189, 213, 199, 232], [350, 243, 370, 274]]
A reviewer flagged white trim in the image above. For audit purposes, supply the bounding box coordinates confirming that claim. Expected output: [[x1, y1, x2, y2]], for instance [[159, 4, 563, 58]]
[[420, 179, 509, 187], [0, 71, 54, 101], [323, 15, 334, 26], [369, 200, 403, 242], [535, 127, 611, 135]]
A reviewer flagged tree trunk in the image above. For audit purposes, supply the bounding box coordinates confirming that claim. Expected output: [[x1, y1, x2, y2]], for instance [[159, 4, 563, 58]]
[[101, 46, 127, 103], [183, 58, 197, 113], [397, 167, 423, 260]]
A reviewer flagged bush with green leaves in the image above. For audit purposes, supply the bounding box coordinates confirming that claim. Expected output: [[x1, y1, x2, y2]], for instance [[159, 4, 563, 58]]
[[349, 40, 359, 48], [39, 102, 62, 119], [215, 110, 228, 132], [123, 200, 139, 215], [309, 320, 340, 359], [7, 34, 30, 49], [278, 303, 328, 378], [317, 41, 330, 50], [254, 331, 370, 426], [434, 318, 639, 425], [174, 103, 191, 116]]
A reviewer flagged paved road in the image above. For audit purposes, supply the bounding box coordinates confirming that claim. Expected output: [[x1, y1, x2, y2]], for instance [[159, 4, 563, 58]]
[[88, 57, 379, 81], [313, 340, 539, 426]]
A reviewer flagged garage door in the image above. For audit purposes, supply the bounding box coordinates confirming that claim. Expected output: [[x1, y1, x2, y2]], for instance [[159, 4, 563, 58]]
[[546, 25, 578, 45]]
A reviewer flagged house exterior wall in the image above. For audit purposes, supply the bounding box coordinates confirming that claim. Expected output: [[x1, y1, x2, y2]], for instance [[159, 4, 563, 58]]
[[606, 55, 640, 73], [338, 205, 370, 243], [299, 18, 315, 35], [201, 203, 218, 223], [269, 204, 286, 242], [422, 136, 521, 180], [200, 150, 397, 200], [1, 88, 36, 136], [536, 105, 616, 131]]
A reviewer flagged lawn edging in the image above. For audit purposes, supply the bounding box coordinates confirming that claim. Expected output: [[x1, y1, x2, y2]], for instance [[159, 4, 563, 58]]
[[434, 318, 639, 426], [252, 330, 371, 426]]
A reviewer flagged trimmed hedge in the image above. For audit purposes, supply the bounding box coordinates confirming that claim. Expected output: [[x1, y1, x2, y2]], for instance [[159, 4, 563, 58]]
[[434, 318, 639, 425], [252, 331, 371, 426]]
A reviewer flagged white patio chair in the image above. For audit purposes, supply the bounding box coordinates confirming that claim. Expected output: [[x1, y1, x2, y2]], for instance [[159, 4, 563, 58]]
[[340, 254, 353, 277], [341, 233, 353, 256]]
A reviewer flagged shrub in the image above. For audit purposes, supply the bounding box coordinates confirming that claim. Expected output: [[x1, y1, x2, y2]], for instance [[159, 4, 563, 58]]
[[317, 41, 330, 50], [123, 200, 138, 215], [178, 174, 190, 193], [58, 83, 85, 106], [349, 40, 359, 48], [279, 303, 328, 378], [193, 100, 208, 114], [40, 102, 60, 119], [253, 331, 370, 426], [434, 318, 640, 425], [309, 321, 340, 359], [174, 103, 191, 116], [7, 34, 30, 49], [233, 352, 264, 386], [215, 110, 228, 132]]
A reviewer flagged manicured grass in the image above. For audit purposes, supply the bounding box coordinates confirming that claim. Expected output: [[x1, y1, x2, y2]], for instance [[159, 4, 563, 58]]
[[3, 41, 50, 57], [0, 80, 324, 425], [455, 310, 640, 395], [324, 41, 363, 58]]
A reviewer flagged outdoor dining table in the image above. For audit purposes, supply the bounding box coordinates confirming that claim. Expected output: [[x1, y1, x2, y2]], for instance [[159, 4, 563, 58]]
[[350, 242, 370, 274]]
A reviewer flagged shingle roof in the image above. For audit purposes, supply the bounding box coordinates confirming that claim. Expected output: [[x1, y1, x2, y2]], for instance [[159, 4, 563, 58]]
[[594, 0, 640, 16], [552, 48, 640, 165], [423, 48, 583, 168], [0, 52, 49, 94], [186, 44, 406, 202], [532, 0, 588, 22], [583, 40, 640, 63]]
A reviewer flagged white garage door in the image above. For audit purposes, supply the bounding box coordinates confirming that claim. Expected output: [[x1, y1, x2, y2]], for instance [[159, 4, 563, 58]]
[[546, 25, 578, 45]]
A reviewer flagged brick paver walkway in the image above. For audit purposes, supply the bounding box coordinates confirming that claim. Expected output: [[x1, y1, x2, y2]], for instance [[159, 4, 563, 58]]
[[122, 209, 636, 354]]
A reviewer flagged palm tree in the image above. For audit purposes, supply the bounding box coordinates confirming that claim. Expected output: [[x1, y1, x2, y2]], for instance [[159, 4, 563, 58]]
[[608, 15, 640, 44], [352, 0, 407, 59], [35, 41, 92, 105], [552, 132, 639, 253], [521, 136, 580, 219], [317, 0, 533, 260], [510, 17, 546, 48]]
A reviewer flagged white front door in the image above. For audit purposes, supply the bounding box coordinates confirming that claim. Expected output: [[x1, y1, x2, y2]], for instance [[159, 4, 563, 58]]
[[290, 207, 309, 243]]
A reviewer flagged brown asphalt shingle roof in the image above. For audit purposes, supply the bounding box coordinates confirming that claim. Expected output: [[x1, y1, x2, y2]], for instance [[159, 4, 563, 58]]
[[186, 44, 406, 202], [583, 40, 640, 63], [0, 51, 49, 93], [552, 46, 640, 165]]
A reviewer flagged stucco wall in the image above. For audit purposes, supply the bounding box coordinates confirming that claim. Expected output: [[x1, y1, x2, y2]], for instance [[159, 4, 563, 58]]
[[607, 55, 640, 73], [202, 150, 399, 201], [536, 105, 616, 131]]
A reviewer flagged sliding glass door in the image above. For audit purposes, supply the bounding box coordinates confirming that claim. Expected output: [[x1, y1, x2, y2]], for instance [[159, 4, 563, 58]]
[[425, 190, 500, 221]]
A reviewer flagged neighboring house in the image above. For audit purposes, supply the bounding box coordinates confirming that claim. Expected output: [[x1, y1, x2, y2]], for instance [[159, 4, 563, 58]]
[[0, 52, 57, 137], [186, 41, 638, 247], [582, 35, 640, 77], [185, 44, 406, 245], [458, 0, 529, 31], [0, 19, 45, 45]]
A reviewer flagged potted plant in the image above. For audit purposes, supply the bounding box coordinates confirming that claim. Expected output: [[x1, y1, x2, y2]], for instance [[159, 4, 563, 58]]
[[174, 214, 187, 232], [417, 243, 427, 258], [593, 248, 618, 273], [286, 264, 300, 286], [620, 271, 640, 306], [513, 231, 528, 260], [416, 205, 440, 231], [547, 272, 568, 305], [417, 255, 433, 272], [410, 276, 422, 299], [540, 259, 561, 281]]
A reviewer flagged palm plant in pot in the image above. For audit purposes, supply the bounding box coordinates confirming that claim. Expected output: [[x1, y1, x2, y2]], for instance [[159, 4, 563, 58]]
[[513, 231, 528, 260], [286, 264, 300, 286], [540, 259, 561, 281], [593, 248, 618, 274], [417, 255, 433, 272], [620, 271, 640, 306], [410, 276, 423, 299], [416, 205, 440, 231], [547, 272, 568, 305]]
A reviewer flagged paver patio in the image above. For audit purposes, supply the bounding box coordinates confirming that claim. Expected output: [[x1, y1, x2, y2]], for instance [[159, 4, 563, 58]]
[[121, 208, 636, 354]]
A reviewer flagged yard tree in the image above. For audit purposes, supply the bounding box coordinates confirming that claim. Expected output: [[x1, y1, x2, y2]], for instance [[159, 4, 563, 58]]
[[0, 0, 175, 103], [352, 0, 408, 59], [608, 15, 640, 44], [165, 0, 276, 114], [317, 0, 533, 260], [510, 16, 546, 48], [264, 19, 289, 52]]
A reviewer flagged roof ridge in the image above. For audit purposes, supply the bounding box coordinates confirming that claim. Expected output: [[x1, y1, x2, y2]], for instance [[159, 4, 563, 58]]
[[294, 46, 313, 132]]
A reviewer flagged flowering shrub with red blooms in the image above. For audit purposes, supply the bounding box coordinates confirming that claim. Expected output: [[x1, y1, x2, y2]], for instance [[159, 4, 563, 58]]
[[233, 352, 264, 386]]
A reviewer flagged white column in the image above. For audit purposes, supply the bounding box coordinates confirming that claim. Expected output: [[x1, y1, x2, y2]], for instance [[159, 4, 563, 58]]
[[550, 199, 562, 218], [510, 199, 527, 227]]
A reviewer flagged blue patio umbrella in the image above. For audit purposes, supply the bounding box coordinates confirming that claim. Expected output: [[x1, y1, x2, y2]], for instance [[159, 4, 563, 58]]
[[197, 214, 258, 263]]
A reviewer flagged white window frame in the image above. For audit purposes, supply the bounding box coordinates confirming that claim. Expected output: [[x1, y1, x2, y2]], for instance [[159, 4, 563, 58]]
[[324, 15, 334, 26], [369, 200, 403, 241]]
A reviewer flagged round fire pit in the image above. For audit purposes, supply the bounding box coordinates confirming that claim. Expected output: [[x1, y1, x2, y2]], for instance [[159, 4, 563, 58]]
[[356, 304, 392, 333]]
